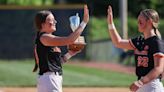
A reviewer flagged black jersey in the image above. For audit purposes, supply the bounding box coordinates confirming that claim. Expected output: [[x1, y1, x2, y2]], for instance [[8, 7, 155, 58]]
[[130, 35, 164, 79], [34, 32, 63, 75]]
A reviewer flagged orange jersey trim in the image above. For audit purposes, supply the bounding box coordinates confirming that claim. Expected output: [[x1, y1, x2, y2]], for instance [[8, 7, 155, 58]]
[[129, 40, 136, 49], [153, 53, 164, 58]]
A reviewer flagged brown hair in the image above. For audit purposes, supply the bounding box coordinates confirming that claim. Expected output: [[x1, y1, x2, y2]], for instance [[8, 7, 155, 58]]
[[140, 9, 161, 39], [34, 10, 52, 31], [33, 10, 52, 72]]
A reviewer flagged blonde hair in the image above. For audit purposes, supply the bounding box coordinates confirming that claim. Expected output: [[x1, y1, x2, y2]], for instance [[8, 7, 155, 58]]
[[141, 9, 162, 39]]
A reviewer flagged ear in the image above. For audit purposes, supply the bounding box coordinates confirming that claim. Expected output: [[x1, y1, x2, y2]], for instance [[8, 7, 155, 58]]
[[148, 19, 153, 25]]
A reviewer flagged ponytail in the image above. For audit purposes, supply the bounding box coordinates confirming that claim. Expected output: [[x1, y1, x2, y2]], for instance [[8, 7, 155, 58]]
[[154, 28, 162, 39], [141, 9, 161, 39]]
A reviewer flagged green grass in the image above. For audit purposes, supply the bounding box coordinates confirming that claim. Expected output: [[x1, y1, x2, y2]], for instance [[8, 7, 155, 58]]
[[0, 59, 163, 87], [0, 60, 37, 87], [63, 64, 136, 87]]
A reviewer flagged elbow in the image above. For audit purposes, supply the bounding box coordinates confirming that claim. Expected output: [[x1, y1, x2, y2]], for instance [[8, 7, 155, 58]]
[[158, 68, 164, 74], [113, 40, 121, 48], [115, 43, 120, 48]]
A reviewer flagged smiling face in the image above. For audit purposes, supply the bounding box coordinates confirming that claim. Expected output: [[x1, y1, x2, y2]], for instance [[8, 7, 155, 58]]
[[35, 10, 57, 33], [42, 14, 57, 33]]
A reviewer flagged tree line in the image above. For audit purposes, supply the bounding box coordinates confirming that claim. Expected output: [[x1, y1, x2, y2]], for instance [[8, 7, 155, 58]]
[[1, 0, 163, 18]]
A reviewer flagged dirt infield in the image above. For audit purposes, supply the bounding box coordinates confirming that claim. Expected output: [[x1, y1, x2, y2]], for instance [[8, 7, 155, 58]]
[[0, 87, 131, 92]]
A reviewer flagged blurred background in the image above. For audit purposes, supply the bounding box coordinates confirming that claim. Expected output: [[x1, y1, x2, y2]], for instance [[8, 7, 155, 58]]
[[0, 0, 164, 91], [0, 0, 164, 61]]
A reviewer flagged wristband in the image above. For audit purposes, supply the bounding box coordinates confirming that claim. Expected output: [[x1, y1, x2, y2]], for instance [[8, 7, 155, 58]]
[[134, 80, 144, 88], [138, 80, 144, 85], [108, 23, 116, 30], [65, 53, 72, 60], [80, 21, 87, 30]]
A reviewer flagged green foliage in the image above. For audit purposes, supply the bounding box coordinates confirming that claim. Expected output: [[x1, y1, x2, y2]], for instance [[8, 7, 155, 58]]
[[89, 17, 108, 41], [90, 17, 164, 41], [2, 0, 164, 18], [0, 0, 7, 4], [128, 0, 164, 18], [90, 17, 120, 41], [0, 0, 53, 6], [127, 18, 139, 38], [159, 20, 164, 37]]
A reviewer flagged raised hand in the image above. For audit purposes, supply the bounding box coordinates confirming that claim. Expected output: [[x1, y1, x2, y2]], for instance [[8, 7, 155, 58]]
[[107, 5, 114, 24], [83, 5, 89, 23]]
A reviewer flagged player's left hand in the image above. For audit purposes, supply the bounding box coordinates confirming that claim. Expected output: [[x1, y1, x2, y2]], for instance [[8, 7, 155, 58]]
[[129, 82, 140, 92]]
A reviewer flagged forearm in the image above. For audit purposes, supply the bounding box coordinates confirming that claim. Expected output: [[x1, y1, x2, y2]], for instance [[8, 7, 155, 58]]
[[61, 51, 76, 63], [141, 57, 164, 84], [107, 6, 133, 50], [61, 53, 71, 63], [133, 67, 162, 89], [140, 67, 163, 84], [67, 21, 87, 44], [108, 23, 122, 47]]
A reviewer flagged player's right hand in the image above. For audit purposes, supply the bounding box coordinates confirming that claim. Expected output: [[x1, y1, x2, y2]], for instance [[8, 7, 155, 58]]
[[107, 5, 114, 24], [83, 5, 89, 23]]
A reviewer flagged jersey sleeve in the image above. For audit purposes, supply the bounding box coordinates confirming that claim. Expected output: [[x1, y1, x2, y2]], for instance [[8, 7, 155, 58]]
[[129, 36, 143, 50], [152, 40, 164, 58]]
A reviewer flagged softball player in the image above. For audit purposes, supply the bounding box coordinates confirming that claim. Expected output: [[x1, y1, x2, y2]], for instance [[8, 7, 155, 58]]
[[107, 5, 164, 92], [33, 5, 89, 92]]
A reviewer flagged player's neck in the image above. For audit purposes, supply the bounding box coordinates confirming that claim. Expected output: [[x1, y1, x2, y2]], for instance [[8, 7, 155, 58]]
[[143, 29, 156, 40], [40, 29, 52, 34]]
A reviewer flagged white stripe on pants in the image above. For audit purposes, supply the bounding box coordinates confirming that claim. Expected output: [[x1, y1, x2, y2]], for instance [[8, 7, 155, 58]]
[[37, 72, 63, 92], [137, 79, 164, 92]]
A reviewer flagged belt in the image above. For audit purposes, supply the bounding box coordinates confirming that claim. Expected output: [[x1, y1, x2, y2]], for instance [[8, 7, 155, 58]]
[[40, 71, 62, 76]]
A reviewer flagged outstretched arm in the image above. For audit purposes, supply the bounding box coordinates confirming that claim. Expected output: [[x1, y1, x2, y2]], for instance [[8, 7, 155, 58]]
[[107, 5, 133, 50], [41, 5, 89, 46]]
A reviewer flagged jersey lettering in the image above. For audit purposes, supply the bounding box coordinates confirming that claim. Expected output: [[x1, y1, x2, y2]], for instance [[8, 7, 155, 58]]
[[137, 56, 149, 67]]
